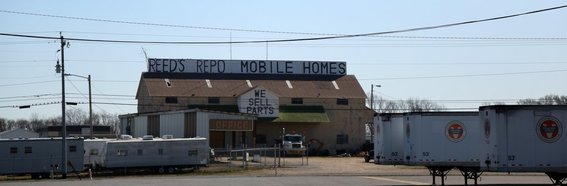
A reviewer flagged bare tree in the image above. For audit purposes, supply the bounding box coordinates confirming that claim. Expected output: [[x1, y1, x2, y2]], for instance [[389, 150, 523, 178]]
[[518, 94, 567, 105], [66, 107, 87, 125], [0, 118, 7, 132]]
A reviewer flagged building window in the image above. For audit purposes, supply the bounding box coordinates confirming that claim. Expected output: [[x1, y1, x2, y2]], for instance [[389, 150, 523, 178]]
[[69, 145, 77, 152], [90, 149, 99, 155], [10, 147, 17, 154], [208, 97, 220, 104], [137, 149, 143, 155], [337, 134, 349, 144], [337, 98, 349, 105], [25, 146, 32, 154], [117, 149, 128, 156], [158, 148, 164, 155], [165, 97, 178, 104], [291, 98, 303, 104]]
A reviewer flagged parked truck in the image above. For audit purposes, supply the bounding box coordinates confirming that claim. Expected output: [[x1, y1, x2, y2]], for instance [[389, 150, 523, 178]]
[[282, 133, 305, 156]]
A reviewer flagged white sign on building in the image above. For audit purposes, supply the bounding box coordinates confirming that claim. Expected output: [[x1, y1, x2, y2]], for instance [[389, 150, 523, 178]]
[[147, 58, 346, 76], [238, 87, 279, 117]]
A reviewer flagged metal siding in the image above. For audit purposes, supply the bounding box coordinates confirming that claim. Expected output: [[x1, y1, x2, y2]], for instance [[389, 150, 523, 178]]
[[185, 112, 197, 138], [159, 113, 184, 138], [134, 116, 147, 138], [196, 112, 210, 139]]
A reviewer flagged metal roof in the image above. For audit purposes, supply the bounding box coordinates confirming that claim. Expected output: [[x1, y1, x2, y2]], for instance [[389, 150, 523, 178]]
[[136, 74, 366, 99]]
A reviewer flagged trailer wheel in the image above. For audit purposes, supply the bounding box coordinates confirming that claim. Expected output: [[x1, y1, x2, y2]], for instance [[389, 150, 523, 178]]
[[31, 174, 39, 179], [157, 167, 165, 174], [167, 167, 175, 174]]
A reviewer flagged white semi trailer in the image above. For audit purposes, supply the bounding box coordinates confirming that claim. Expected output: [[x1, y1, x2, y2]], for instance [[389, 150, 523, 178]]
[[479, 105, 567, 185], [374, 113, 404, 165], [403, 112, 484, 185], [84, 135, 209, 173], [0, 138, 84, 179]]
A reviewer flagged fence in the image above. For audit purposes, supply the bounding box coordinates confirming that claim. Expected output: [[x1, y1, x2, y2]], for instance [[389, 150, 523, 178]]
[[212, 144, 309, 176]]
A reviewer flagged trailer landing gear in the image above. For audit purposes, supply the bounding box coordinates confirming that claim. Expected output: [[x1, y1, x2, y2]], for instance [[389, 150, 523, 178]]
[[546, 172, 566, 185], [426, 166, 453, 185], [458, 167, 482, 185]]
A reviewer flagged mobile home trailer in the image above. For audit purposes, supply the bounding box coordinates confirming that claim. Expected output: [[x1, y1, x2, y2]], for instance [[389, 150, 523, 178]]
[[0, 138, 84, 178], [84, 135, 209, 173]]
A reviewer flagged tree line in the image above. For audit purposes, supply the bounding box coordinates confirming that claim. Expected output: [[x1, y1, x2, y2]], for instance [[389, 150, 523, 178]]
[[0, 107, 120, 133]]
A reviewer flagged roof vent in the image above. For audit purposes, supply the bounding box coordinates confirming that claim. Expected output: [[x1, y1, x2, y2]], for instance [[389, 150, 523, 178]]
[[285, 80, 293, 89], [246, 80, 253, 88], [332, 81, 340, 90], [205, 79, 212, 88], [120, 135, 133, 140], [164, 79, 172, 88], [162, 135, 173, 139], [142, 135, 154, 140]]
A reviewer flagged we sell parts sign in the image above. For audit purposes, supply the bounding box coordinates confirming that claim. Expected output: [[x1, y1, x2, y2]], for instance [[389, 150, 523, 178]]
[[238, 87, 279, 117]]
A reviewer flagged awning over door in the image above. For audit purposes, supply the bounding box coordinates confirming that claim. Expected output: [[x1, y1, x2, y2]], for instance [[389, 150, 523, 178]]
[[273, 105, 330, 123]]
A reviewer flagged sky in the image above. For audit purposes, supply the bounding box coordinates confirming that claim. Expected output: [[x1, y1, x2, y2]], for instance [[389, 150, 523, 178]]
[[1, 1, 567, 120]]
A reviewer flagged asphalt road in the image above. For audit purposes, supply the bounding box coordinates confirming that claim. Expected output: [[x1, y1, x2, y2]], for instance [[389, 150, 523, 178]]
[[0, 175, 555, 186]]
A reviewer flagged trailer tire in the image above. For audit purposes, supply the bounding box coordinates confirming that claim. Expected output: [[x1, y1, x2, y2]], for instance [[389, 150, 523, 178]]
[[157, 167, 165, 174], [167, 167, 175, 174]]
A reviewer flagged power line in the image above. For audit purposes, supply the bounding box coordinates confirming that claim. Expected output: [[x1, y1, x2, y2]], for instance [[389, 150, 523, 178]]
[[1, 5, 567, 44], [360, 69, 567, 81], [0, 80, 59, 87]]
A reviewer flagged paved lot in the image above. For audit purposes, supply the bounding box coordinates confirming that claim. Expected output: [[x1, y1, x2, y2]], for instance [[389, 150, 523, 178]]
[[0, 157, 558, 185]]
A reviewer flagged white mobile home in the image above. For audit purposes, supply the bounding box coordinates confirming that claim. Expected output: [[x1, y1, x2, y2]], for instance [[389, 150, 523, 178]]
[[84, 136, 209, 172]]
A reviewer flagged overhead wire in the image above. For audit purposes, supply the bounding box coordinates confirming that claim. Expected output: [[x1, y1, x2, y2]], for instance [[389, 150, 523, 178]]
[[1, 5, 567, 44]]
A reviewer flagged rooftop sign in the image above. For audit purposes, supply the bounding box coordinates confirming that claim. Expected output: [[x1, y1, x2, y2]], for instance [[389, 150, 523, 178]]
[[147, 58, 346, 76]]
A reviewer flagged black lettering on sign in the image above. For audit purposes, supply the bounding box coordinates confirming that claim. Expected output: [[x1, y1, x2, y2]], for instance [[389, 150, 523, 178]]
[[196, 60, 226, 73], [338, 63, 346, 74], [286, 62, 293, 73], [148, 58, 157, 72]]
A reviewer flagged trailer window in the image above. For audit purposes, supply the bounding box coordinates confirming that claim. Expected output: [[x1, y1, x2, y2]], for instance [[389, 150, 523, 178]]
[[188, 150, 197, 157], [158, 148, 164, 155], [90, 149, 99, 155], [137, 149, 143, 155], [117, 149, 128, 156], [69, 145, 77, 152], [24, 146, 32, 154], [10, 147, 17, 154]]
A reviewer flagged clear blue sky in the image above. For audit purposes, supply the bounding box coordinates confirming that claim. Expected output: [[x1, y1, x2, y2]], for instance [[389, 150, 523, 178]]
[[1, 1, 567, 120]]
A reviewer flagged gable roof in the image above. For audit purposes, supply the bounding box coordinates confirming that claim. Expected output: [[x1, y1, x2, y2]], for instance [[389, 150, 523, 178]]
[[136, 74, 366, 99]]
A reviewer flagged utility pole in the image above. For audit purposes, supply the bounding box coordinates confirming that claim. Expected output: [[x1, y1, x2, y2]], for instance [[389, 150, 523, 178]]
[[370, 84, 381, 111], [87, 75, 92, 139], [57, 33, 68, 179]]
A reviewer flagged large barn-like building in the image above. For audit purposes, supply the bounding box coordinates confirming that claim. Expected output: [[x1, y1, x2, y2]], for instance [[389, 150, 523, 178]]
[[120, 59, 374, 154]]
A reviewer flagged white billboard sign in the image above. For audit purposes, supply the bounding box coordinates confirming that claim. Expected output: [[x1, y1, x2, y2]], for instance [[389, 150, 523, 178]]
[[237, 87, 279, 117], [147, 58, 346, 75]]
